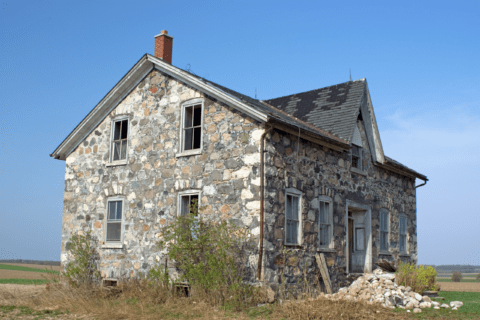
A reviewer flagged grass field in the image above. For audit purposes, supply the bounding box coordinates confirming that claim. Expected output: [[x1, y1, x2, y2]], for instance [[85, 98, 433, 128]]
[[0, 278, 48, 285], [0, 264, 59, 274], [392, 291, 480, 319]]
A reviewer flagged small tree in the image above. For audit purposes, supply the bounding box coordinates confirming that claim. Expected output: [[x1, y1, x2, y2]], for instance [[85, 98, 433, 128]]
[[476, 273, 480, 281], [452, 271, 462, 282], [64, 228, 100, 286], [156, 199, 256, 307]]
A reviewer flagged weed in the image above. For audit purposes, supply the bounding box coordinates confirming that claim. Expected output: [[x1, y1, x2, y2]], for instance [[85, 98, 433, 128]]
[[63, 227, 100, 286]]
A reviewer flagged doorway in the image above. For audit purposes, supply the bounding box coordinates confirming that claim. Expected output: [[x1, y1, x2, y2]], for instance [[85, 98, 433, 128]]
[[345, 201, 372, 274]]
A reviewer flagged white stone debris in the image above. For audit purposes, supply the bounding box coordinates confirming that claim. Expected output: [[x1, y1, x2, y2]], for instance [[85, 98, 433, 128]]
[[317, 268, 463, 312]]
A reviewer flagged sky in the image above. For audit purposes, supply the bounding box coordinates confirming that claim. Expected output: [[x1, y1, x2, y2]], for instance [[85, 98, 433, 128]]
[[0, 0, 479, 266]]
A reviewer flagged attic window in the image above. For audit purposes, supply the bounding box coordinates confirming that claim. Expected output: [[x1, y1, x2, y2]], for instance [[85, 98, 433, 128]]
[[351, 145, 361, 169], [111, 119, 128, 161]]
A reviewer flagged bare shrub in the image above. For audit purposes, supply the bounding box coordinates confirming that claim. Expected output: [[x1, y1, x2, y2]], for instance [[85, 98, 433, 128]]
[[452, 271, 462, 282], [476, 273, 480, 281]]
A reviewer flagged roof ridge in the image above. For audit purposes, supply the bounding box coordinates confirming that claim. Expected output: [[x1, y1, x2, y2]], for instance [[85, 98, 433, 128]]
[[263, 78, 366, 102]]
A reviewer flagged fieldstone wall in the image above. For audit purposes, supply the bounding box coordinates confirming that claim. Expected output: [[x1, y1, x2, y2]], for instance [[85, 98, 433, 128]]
[[60, 68, 420, 292], [61, 69, 264, 280], [261, 118, 418, 293]]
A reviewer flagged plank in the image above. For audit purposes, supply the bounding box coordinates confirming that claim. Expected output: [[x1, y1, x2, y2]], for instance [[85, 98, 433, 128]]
[[315, 253, 333, 294]]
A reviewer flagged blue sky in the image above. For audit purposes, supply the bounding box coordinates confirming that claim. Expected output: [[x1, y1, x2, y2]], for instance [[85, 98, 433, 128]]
[[1, 0, 479, 266]]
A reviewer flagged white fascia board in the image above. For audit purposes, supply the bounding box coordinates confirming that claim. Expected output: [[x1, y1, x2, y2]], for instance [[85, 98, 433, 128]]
[[360, 81, 385, 164], [52, 56, 154, 160], [147, 55, 268, 123]]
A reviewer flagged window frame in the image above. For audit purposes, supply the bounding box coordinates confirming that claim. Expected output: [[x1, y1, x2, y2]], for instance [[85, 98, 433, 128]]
[[177, 98, 204, 157], [399, 214, 408, 254], [109, 115, 130, 165], [318, 195, 334, 249], [284, 188, 302, 246], [351, 144, 362, 170], [104, 196, 126, 248], [177, 189, 202, 217], [379, 209, 390, 252]]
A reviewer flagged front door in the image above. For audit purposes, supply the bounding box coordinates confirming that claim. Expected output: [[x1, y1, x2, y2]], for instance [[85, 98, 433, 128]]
[[351, 210, 367, 273]]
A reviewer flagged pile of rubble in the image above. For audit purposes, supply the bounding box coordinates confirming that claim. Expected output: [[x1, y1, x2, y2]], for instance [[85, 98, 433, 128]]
[[319, 268, 463, 313]]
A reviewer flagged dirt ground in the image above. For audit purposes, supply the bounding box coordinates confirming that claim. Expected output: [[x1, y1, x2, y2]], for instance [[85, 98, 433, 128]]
[[438, 281, 480, 292], [0, 263, 61, 272]]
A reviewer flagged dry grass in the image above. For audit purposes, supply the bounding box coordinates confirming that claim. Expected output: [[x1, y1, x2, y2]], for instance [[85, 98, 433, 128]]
[[0, 276, 415, 320], [437, 282, 480, 292]]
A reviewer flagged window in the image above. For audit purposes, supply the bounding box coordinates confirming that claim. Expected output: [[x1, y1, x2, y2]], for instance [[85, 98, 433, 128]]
[[111, 119, 128, 162], [399, 215, 407, 253], [351, 124, 363, 170], [379, 209, 389, 251], [285, 189, 302, 245], [318, 196, 333, 248], [351, 145, 362, 170], [106, 199, 123, 243], [181, 101, 203, 153], [179, 193, 199, 216]]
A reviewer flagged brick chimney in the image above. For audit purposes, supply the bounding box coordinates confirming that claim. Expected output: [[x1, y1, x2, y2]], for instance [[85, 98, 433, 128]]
[[154, 30, 173, 64]]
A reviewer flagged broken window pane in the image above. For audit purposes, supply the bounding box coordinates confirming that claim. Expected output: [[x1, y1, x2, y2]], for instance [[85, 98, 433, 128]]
[[184, 128, 193, 150], [184, 106, 193, 128], [121, 140, 128, 160], [114, 121, 121, 140], [193, 105, 202, 126], [121, 120, 128, 139], [193, 127, 201, 149], [190, 195, 199, 214]]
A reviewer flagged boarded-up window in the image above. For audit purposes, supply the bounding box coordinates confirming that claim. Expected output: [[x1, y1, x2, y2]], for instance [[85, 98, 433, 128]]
[[183, 104, 202, 151], [286, 194, 300, 245], [112, 120, 128, 161], [399, 215, 407, 253], [380, 210, 389, 251], [106, 200, 123, 242], [319, 201, 331, 246]]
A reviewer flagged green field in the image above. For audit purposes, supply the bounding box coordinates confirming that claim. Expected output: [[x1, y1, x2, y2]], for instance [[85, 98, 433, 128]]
[[0, 278, 48, 285], [0, 264, 59, 274], [393, 291, 480, 319]]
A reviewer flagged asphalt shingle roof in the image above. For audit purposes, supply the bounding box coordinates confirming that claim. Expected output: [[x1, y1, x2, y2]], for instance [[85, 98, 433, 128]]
[[263, 79, 366, 143]]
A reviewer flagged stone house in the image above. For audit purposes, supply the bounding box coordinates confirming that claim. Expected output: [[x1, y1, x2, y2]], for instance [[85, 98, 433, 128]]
[[51, 31, 428, 292]]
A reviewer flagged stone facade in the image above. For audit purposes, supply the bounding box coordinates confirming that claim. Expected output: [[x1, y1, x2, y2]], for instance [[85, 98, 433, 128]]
[[261, 118, 417, 292], [60, 69, 418, 292], [61, 69, 265, 280]]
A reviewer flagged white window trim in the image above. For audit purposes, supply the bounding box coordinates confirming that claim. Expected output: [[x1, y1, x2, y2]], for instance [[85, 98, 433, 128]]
[[108, 115, 130, 165], [102, 196, 126, 248], [177, 189, 202, 217], [379, 208, 390, 253], [176, 98, 204, 158], [284, 188, 302, 246], [318, 195, 334, 249], [399, 213, 408, 254]]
